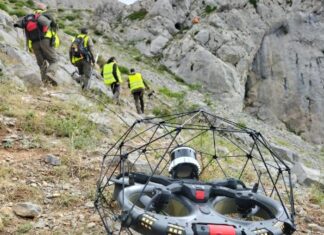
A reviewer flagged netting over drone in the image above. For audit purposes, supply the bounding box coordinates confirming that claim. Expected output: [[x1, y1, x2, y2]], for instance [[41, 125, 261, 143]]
[[95, 110, 296, 235]]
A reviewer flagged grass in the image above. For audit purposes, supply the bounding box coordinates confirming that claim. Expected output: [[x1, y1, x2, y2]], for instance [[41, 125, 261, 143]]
[[158, 87, 186, 99], [0, 166, 13, 179], [309, 186, 324, 207], [0, 81, 103, 150], [16, 223, 33, 234], [6, 184, 43, 202], [127, 9, 148, 21], [53, 192, 82, 208], [237, 120, 247, 129], [152, 107, 171, 117]]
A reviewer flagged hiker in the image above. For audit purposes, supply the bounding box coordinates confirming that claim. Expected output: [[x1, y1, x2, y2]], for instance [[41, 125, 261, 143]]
[[69, 27, 95, 90], [13, 3, 59, 85], [101, 57, 122, 104], [128, 68, 150, 114]]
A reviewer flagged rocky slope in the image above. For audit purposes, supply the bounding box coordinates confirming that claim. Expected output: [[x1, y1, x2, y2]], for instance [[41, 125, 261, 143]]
[[0, 1, 323, 234], [93, 0, 324, 145]]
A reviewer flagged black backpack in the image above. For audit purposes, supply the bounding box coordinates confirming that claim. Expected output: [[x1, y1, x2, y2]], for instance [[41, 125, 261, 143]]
[[71, 35, 89, 59]]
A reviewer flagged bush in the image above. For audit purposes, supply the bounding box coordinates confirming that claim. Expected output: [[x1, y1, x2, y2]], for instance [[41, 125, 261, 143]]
[[63, 28, 78, 36], [9, 9, 27, 17], [65, 14, 78, 21], [118, 65, 129, 75], [127, 9, 147, 21], [14, 2, 25, 8], [26, 0, 35, 8], [205, 5, 217, 14], [0, 3, 8, 12], [249, 0, 258, 8]]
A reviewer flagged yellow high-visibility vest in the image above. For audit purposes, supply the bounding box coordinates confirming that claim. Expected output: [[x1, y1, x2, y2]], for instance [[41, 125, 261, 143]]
[[71, 34, 89, 64], [128, 73, 145, 92], [103, 62, 122, 85]]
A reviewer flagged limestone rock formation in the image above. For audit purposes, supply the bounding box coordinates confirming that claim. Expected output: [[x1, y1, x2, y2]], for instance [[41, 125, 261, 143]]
[[94, 0, 324, 144]]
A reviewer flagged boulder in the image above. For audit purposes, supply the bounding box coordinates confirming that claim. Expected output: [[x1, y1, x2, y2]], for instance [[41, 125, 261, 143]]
[[150, 35, 169, 55], [126, 151, 155, 174], [270, 144, 300, 163], [291, 162, 323, 187], [13, 202, 42, 218], [43, 154, 61, 166]]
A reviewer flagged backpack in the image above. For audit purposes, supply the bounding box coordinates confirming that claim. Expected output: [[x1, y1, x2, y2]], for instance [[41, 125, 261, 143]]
[[23, 13, 48, 42], [71, 36, 89, 59]]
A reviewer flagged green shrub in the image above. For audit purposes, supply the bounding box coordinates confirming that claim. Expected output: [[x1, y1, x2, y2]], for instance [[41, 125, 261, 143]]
[[249, 0, 258, 8], [237, 121, 247, 129], [118, 65, 130, 75], [26, 0, 35, 8], [9, 9, 27, 17], [159, 87, 185, 99], [8, 0, 18, 3], [188, 83, 202, 90], [14, 2, 25, 8], [205, 5, 217, 14], [63, 28, 78, 36], [127, 9, 147, 21], [0, 3, 8, 12], [65, 14, 78, 21]]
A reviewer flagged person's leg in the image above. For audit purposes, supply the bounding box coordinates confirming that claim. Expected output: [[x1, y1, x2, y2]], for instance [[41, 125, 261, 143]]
[[114, 83, 121, 104], [75, 62, 84, 84], [82, 61, 92, 90], [133, 91, 141, 114], [139, 89, 145, 113], [111, 83, 116, 94], [40, 39, 58, 85], [31, 41, 47, 82]]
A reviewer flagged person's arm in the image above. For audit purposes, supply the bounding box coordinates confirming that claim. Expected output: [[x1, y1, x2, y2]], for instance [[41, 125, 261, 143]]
[[113, 63, 120, 83], [13, 18, 24, 28], [143, 79, 150, 90], [69, 45, 72, 63]]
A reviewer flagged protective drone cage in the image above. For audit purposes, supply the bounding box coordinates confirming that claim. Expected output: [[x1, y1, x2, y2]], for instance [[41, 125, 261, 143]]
[[95, 110, 296, 234]]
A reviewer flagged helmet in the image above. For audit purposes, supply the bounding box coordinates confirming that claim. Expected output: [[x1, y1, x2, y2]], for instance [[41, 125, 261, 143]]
[[168, 147, 201, 179]]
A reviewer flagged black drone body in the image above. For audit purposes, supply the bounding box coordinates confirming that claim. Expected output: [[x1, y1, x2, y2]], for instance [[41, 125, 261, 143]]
[[95, 110, 296, 235]]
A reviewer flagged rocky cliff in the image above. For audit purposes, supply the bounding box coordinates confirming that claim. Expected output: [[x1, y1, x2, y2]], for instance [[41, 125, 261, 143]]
[[94, 0, 324, 145]]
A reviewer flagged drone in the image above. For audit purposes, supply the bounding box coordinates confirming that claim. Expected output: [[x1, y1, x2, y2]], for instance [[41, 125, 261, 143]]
[[95, 110, 296, 235]]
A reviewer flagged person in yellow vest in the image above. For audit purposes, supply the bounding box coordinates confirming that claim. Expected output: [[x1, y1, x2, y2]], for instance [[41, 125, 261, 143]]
[[69, 27, 95, 90], [14, 3, 60, 85], [101, 57, 123, 104], [128, 68, 150, 114]]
